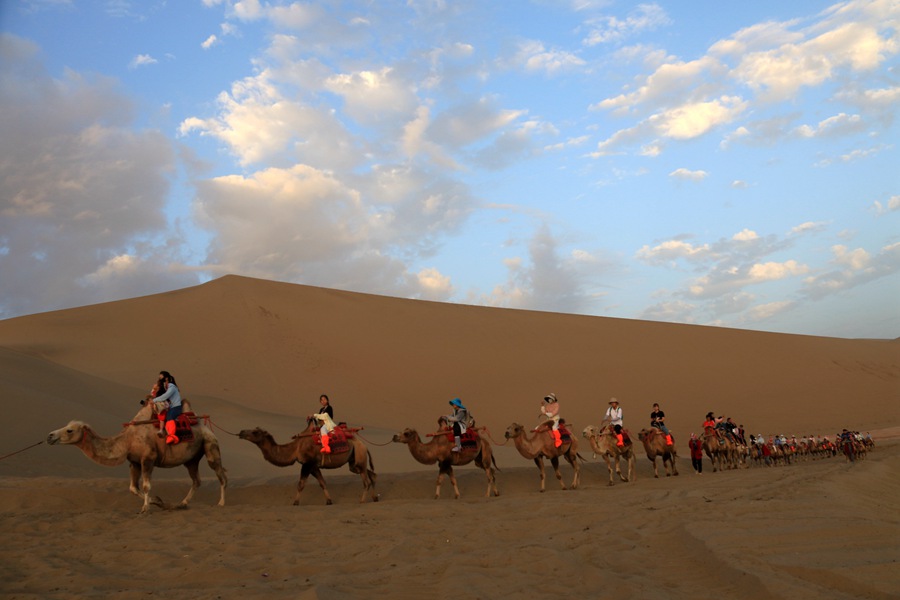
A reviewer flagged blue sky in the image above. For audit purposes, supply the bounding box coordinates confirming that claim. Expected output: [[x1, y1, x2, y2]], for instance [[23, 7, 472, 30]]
[[1, 0, 898, 338]]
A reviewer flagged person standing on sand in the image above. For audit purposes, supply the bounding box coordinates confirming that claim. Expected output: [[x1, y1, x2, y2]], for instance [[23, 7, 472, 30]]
[[604, 398, 624, 447], [688, 433, 703, 474]]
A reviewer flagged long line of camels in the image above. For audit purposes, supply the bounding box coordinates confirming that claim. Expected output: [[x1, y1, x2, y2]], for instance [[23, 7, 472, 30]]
[[45, 399, 872, 514]]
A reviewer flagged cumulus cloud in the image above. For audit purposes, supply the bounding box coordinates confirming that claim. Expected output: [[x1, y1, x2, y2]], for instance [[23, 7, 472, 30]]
[[0, 34, 195, 317], [802, 241, 900, 299], [873, 195, 900, 215]]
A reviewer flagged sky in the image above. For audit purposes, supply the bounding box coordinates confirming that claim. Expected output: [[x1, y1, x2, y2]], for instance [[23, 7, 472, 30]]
[[1, 0, 898, 339]]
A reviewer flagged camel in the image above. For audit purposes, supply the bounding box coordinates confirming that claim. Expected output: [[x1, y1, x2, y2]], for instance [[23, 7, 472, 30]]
[[637, 428, 679, 478], [46, 402, 227, 514], [392, 426, 500, 499], [701, 427, 738, 472], [238, 421, 378, 505], [504, 422, 581, 492], [582, 424, 636, 486]]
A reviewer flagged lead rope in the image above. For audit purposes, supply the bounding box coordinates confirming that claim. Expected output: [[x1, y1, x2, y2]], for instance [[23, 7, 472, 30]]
[[0, 440, 44, 461]]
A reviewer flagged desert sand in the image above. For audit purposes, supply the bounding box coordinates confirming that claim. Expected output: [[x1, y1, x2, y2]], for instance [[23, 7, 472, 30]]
[[0, 275, 898, 599]]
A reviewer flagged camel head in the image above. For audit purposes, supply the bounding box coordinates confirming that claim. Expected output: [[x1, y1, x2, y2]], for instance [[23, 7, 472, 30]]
[[47, 421, 88, 445], [238, 428, 271, 444], [582, 425, 601, 439], [392, 428, 417, 444], [505, 423, 525, 439]]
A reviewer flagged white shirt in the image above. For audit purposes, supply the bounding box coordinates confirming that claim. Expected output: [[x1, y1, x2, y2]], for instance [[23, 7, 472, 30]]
[[605, 405, 623, 427]]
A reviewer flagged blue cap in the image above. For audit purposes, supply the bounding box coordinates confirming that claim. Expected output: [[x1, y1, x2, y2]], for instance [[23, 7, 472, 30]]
[[449, 398, 463, 407]]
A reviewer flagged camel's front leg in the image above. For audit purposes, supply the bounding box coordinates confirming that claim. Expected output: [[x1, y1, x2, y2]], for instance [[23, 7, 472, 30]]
[[603, 455, 615, 486], [650, 456, 661, 478], [293, 463, 312, 505], [534, 457, 546, 492], [139, 461, 154, 514], [550, 456, 566, 490]]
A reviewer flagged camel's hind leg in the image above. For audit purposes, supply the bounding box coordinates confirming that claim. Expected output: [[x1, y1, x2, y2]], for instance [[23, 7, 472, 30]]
[[550, 456, 566, 490], [476, 446, 500, 497], [566, 451, 580, 489], [178, 458, 202, 509], [202, 435, 228, 506], [349, 446, 379, 503]]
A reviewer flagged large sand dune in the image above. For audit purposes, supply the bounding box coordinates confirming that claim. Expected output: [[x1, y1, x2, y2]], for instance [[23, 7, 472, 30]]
[[0, 275, 897, 599]]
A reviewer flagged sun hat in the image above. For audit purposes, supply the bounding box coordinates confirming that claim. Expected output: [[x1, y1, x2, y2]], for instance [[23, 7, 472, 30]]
[[609, 398, 619, 404], [544, 393, 557, 402], [449, 398, 463, 408]]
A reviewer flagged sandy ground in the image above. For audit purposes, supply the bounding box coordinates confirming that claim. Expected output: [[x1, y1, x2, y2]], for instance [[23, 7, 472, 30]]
[[1, 440, 897, 600]]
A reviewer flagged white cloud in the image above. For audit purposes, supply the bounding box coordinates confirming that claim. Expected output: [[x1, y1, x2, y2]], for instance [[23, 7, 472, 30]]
[[873, 195, 900, 215], [128, 54, 158, 69], [0, 36, 194, 317], [669, 168, 708, 182], [512, 40, 586, 75], [636, 239, 712, 265], [582, 3, 672, 46], [802, 241, 900, 299], [201, 35, 218, 49], [793, 112, 865, 138]]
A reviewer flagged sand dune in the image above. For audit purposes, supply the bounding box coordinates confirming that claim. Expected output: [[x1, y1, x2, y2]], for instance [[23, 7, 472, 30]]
[[1, 275, 898, 599]]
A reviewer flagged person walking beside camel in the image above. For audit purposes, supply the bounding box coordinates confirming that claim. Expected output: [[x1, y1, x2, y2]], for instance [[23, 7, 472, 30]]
[[540, 393, 563, 447], [604, 398, 625, 447], [688, 433, 703, 474]]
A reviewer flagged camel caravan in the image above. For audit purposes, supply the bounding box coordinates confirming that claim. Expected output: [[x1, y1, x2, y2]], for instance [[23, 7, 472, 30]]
[[46, 379, 874, 513]]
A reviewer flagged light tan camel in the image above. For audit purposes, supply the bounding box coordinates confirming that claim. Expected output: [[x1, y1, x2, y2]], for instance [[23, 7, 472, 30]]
[[637, 428, 679, 478], [238, 421, 378, 505], [392, 427, 500, 499], [504, 422, 581, 492], [46, 402, 227, 514], [582, 424, 636, 486]]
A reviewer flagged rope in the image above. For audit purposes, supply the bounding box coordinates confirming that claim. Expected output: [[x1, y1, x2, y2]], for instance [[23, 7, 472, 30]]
[[480, 426, 509, 446], [206, 418, 240, 437], [0, 440, 44, 461], [353, 431, 395, 447]]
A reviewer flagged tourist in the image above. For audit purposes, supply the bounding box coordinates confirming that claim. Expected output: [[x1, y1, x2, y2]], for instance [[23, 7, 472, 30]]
[[153, 371, 183, 445], [605, 398, 624, 447], [445, 398, 471, 452], [540, 393, 562, 447], [688, 433, 703, 474]]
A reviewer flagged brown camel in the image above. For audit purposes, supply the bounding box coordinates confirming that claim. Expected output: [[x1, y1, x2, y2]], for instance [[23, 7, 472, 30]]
[[46, 402, 227, 514], [504, 422, 581, 492], [701, 427, 738, 472], [238, 421, 378, 505], [392, 427, 500, 499], [637, 428, 679, 478], [582, 424, 636, 486]]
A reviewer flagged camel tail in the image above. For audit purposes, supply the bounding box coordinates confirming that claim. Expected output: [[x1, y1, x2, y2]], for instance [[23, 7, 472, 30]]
[[575, 452, 588, 463]]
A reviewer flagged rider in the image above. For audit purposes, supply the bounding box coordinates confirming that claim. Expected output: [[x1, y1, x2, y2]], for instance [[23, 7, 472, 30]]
[[445, 398, 471, 452], [153, 371, 183, 445], [311, 394, 336, 454], [540, 393, 562, 447], [605, 398, 624, 447], [650, 403, 673, 444]]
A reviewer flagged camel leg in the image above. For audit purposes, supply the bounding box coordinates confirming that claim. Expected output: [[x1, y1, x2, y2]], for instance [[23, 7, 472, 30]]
[[534, 457, 546, 492], [309, 465, 333, 505], [139, 460, 154, 514], [627, 455, 635, 482], [475, 450, 500, 497], [128, 463, 142, 498], [603, 455, 615, 486], [177, 458, 202, 509], [550, 456, 566, 490], [649, 455, 660, 478], [203, 435, 228, 507], [669, 453, 679, 476], [567, 453, 580, 489]]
